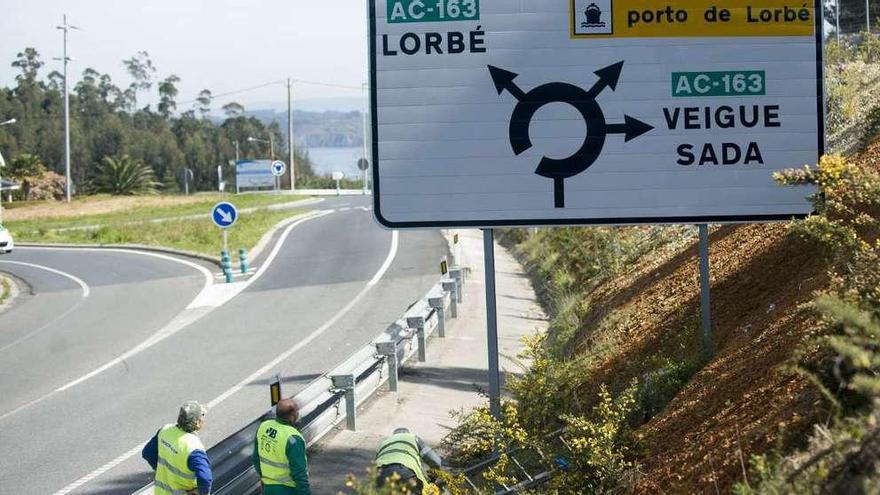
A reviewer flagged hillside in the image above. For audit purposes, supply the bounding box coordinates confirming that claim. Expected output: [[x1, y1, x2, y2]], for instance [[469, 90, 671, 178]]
[[435, 141, 880, 494]]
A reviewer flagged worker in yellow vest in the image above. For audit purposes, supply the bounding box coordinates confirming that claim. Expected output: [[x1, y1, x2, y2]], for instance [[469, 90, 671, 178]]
[[142, 400, 213, 495], [375, 428, 443, 494], [253, 399, 311, 495]]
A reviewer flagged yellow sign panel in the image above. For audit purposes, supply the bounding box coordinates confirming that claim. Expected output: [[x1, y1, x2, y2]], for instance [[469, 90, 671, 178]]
[[571, 0, 816, 38]]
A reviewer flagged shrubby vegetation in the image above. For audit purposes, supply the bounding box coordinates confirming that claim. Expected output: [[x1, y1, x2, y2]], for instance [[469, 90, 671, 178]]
[[734, 152, 880, 493], [0, 47, 322, 197]]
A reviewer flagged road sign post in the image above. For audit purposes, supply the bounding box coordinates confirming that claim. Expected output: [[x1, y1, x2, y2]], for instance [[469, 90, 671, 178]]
[[332, 171, 344, 196], [271, 161, 286, 195], [699, 224, 713, 359], [212, 202, 239, 276], [358, 158, 369, 194], [483, 229, 502, 420]]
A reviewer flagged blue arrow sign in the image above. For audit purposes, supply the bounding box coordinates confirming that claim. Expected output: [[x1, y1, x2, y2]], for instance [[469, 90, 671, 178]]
[[271, 160, 286, 177], [212, 201, 238, 229]]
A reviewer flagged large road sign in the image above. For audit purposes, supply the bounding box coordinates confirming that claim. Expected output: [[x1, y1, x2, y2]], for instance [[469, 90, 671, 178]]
[[369, 0, 824, 228], [212, 201, 238, 229], [236, 160, 275, 189]]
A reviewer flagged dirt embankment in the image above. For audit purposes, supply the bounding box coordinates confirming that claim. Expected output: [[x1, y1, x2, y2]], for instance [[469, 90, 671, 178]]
[[573, 137, 880, 491], [569, 213, 844, 492]]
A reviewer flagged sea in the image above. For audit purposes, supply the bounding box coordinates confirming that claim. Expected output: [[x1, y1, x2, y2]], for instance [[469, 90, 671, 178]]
[[305, 147, 368, 179]]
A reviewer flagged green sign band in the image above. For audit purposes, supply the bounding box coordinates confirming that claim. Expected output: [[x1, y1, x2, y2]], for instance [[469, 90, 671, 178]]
[[672, 71, 766, 97], [387, 0, 480, 23]]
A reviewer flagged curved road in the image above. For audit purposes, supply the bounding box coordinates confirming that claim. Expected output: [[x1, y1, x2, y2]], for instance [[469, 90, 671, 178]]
[[0, 196, 447, 494]]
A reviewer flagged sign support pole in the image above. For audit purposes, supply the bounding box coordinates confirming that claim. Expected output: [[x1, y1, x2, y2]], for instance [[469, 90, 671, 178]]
[[698, 224, 713, 360], [483, 228, 502, 420], [222, 228, 229, 255]]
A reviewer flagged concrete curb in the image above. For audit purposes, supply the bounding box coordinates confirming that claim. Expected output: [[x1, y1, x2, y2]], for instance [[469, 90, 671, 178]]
[[0, 272, 18, 311], [17, 243, 222, 267]]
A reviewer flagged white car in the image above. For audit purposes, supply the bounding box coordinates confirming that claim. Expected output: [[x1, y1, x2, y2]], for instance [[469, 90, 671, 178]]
[[0, 224, 13, 254]]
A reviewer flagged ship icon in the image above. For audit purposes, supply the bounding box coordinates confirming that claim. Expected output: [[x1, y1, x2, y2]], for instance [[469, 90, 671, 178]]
[[582, 3, 606, 28]]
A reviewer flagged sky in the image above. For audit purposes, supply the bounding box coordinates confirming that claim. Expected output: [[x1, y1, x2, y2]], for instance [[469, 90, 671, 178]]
[[0, 1, 369, 112]]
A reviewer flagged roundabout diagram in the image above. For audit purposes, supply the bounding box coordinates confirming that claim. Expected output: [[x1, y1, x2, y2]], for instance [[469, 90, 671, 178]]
[[489, 61, 654, 208]]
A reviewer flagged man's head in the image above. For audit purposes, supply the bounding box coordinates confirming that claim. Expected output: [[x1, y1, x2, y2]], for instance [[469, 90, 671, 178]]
[[177, 401, 207, 433], [275, 399, 300, 425]]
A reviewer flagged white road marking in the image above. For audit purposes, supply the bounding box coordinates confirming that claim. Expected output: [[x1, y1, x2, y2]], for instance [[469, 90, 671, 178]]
[[53, 445, 143, 495], [0, 260, 91, 353], [0, 259, 90, 297], [55, 227, 399, 495]]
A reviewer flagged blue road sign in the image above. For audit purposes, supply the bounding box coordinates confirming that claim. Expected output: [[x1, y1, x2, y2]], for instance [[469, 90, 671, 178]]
[[271, 160, 286, 177], [212, 201, 238, 229]]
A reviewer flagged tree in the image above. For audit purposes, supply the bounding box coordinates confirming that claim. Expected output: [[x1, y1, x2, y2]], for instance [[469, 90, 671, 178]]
[[7, 153, 46, 181], [158, 75, 181, 119], [91, 155, 158, 195], [123, 51, 156, 109], [195, 89, 212, 118], [12, 48, 43, 86], [825, 0, 880, 35], [222, 102, 245, 118]]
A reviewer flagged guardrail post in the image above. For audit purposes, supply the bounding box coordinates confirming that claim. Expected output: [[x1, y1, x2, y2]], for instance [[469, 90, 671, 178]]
[[331, 374, 357, 431], [428, 294, 446, 338], [376, 341, 399, 392], [407, 314, 427, 362], [442, 279, 458, 318], [450, 267, 464, 304]]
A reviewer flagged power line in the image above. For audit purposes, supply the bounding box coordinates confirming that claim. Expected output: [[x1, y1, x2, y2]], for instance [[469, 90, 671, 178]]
[[176, 77, 364, 106]]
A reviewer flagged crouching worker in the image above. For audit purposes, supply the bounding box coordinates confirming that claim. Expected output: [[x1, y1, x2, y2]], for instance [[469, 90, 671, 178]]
[[142, 400, 213, 495], [253, 398, 311, 495], [375, 428, 443, 494]]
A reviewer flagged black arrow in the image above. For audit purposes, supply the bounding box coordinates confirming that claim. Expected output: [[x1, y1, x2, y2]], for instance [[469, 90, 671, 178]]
[[488, 65, 526, 100], [585, 61, 625, 99], [607, 115, 654, 142]]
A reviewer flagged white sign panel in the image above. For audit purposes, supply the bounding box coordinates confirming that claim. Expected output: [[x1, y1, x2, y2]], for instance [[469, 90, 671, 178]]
[[369, 0, 823, 228], [236, 160, 275, 189]]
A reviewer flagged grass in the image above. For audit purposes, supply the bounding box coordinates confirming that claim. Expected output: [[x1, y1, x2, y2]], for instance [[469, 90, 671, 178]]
[[0, 275, 10, 305], [3, 193, 309, 232], [18, 208, 309, 258]]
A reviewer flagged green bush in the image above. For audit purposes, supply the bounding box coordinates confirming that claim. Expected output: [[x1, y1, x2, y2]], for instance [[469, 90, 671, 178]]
[[91, 155, 159, 195], [636, 358, 702, 423]]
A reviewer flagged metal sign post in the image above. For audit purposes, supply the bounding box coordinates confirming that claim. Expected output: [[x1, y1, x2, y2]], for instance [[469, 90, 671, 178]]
[[271, 161, 286, 195], [212, 201, 239, 251], [358, 158, 369, 194], [698, 224, 713, 359], [483, 229, 502, 420]]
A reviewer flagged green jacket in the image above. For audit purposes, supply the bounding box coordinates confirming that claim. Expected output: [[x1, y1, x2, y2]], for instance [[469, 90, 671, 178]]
[[252, 420, 311, 495]]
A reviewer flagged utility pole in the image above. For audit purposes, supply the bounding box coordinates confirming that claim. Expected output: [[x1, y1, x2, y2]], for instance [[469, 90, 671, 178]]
[[868, 0, 872, 32], [56, 15, 79, 203], [836, 0, 841, 42], [287, 78, 295, 191]]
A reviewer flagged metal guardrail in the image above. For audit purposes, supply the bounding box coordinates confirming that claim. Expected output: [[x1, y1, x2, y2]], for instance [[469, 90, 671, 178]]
[[134, 266, 468, 495]]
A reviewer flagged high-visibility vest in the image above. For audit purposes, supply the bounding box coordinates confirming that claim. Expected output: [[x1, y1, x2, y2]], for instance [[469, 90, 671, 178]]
[[375, 433, 429, 489], [155, 424, 204, 495], [256, 419, 304, 488]]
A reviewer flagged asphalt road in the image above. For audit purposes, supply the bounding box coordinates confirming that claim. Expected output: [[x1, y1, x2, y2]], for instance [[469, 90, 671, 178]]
[[0, 196, 448, 494]]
